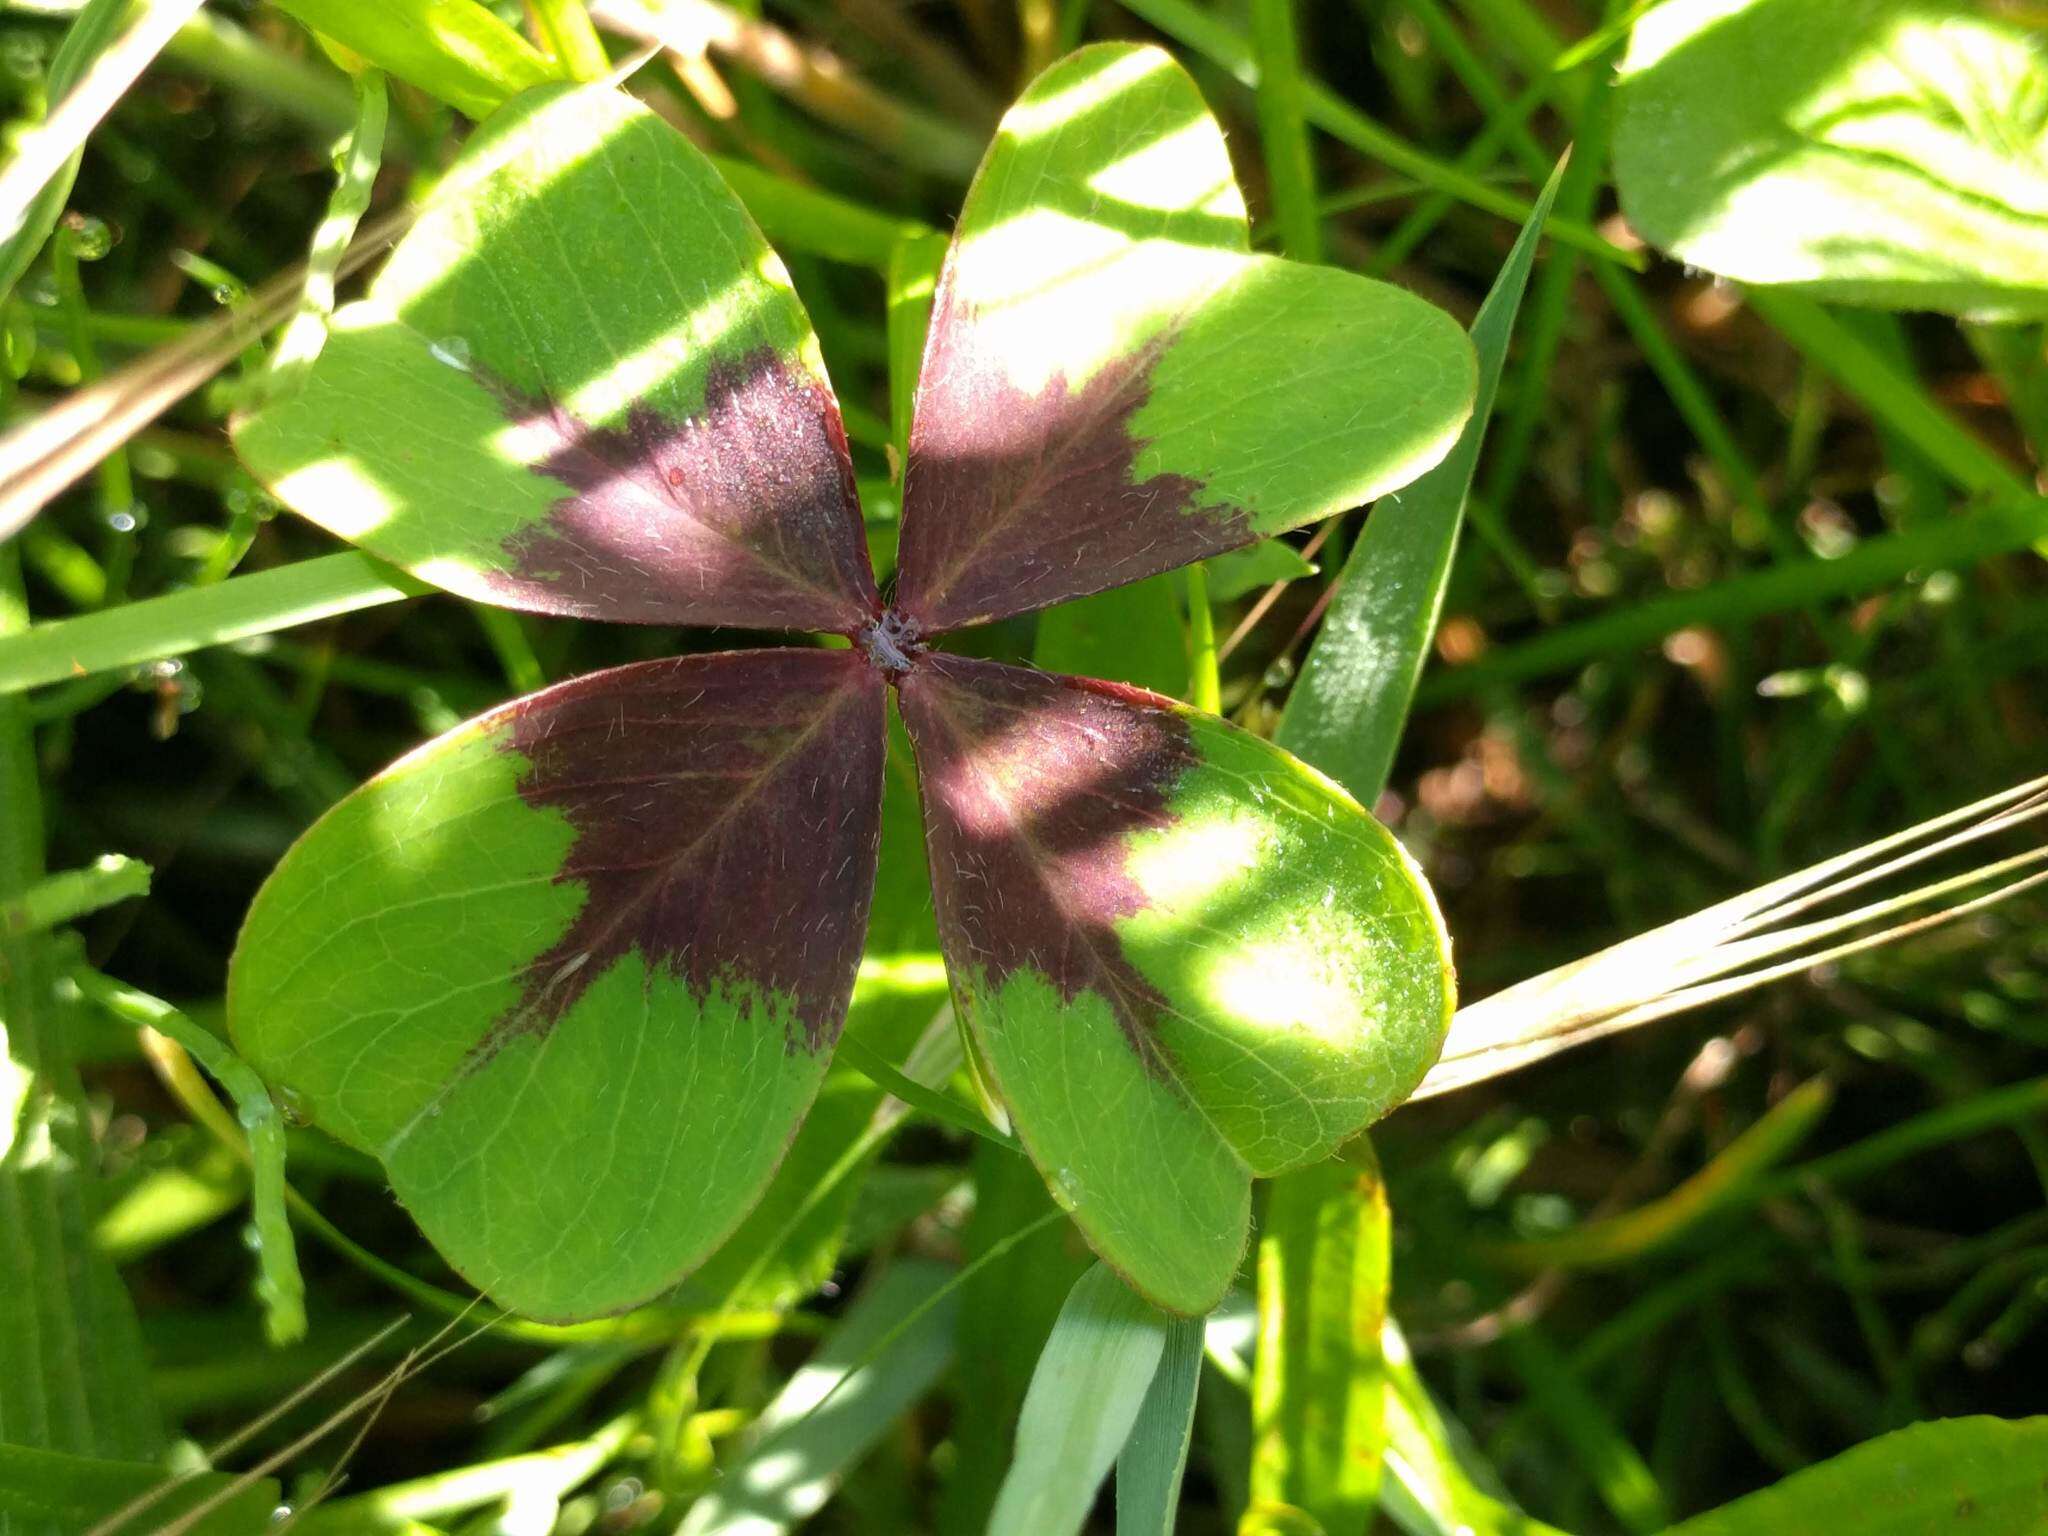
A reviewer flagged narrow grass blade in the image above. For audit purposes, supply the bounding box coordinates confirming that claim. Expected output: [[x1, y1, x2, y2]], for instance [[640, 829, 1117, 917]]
[[1247, 1147, 1392, 1534], [1665, 1415, 2048, 1535], [988, 1263, 1173, 1536], [0, 854, 148, 936], [1249, 0, 1321, 262], [885, 231, 949, 469], [715, 159, 930, 271], [0, 1445, 276, 1536], [1380, 1322, 1571, 1536], [1, 548, 164, 1469], [1278, 156, 1565, 801], [1422, 776, 2048, 1098], [1744, 289, 2035, 507], [1115, 1317, 1203, 1536], [0, 551, 425, 694], [1417, 495, 2048, 703], [939, 1143, 1092, 1534], [264, 69, 389, 401], [1486, 1077, 1835, 1270], [1111, 0, 1633, 268], [1500, 1327, 1667, 1534], [677, 1262, 957, 1536], [0, 0, 132, 297], [0, 208, 414, 542]]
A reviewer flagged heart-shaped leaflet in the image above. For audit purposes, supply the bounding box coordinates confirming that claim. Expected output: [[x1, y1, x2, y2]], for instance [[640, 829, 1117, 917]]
[[228, 46, 1469, 1320]]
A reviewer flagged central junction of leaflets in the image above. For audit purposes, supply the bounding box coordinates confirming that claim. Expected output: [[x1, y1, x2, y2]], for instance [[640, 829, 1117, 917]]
[[224, 44, 1478, 1323]]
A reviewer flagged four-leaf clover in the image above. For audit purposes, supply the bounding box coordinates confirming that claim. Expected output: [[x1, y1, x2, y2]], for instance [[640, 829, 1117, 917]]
[[228, 44, 1476, 1319]]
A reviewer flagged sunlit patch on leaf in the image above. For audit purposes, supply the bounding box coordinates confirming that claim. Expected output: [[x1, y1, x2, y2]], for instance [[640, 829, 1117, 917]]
[[228, 649, 886, 1320], [900, 656, 1452, 1311]]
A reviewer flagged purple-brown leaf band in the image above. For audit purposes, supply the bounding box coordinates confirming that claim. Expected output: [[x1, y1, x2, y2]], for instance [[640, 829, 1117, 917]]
[[892, 280, 1254, 633], [490, 346, 881, 632], [494, 647, 885, 1057], [899, 652, 1197, 1072]]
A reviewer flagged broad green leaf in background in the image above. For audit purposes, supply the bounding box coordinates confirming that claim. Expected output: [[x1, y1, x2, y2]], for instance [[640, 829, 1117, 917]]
[[900, 656, 1454, 1313], [1245, 1145, 1392, 1535], [1612, 0, 2048, 320], [987, 1264, 1173, 1536], [1278, 156, 1566, 801], [893, 43, 1476, 631], [1665, 1415, 2048, 1535], [0, 1444, 278, 1536], [234, 83, 880, 632], [268, 0, 558, 121], [229, 650, 886, 1321]]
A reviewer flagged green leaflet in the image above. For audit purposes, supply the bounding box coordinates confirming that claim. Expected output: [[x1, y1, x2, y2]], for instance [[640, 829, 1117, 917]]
[[893, 43, 1476, 630], [229, 651, 886, 1322], [902, 657, 1453, 1314], [1612, 0, 2048, 320], [1666, 1415, 2048, 1535], [233, 83, 878, 632]]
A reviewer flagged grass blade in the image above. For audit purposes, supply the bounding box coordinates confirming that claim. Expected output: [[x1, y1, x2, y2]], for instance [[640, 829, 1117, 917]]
[[1277, 155, 1565, 800], [1416, 495, 2048, 703], [72, 971, 307, 1345], [1249, 0, 1322, 263], [1422, 777, 2048, 1098], [0, 0, 207, 250], [0, 0, 134, 297], [677, 1262, 958, 1536], [0, 550, 425, 693], [1112, 0, 1634, 267], [1380, 1322, 1572, 1536], [988, 1263, 1172, 1536], [1485, 1077, 1835, 1270], [1247, 1148, 1392, 1534], [1115, 1317, 1203, 1536]]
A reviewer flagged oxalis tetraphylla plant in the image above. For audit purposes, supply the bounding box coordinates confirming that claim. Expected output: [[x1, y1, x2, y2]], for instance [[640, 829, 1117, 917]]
[[225, 44, 1480, 1322]]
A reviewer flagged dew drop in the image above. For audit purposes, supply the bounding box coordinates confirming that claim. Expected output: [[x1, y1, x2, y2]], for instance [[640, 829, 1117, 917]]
[[105, 505, 142, 533], [275, 1085, 310, 1125], [1047, 1167, 1082, 1211], [63, 214, 113, 261], [429, 335, 473, 372]]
